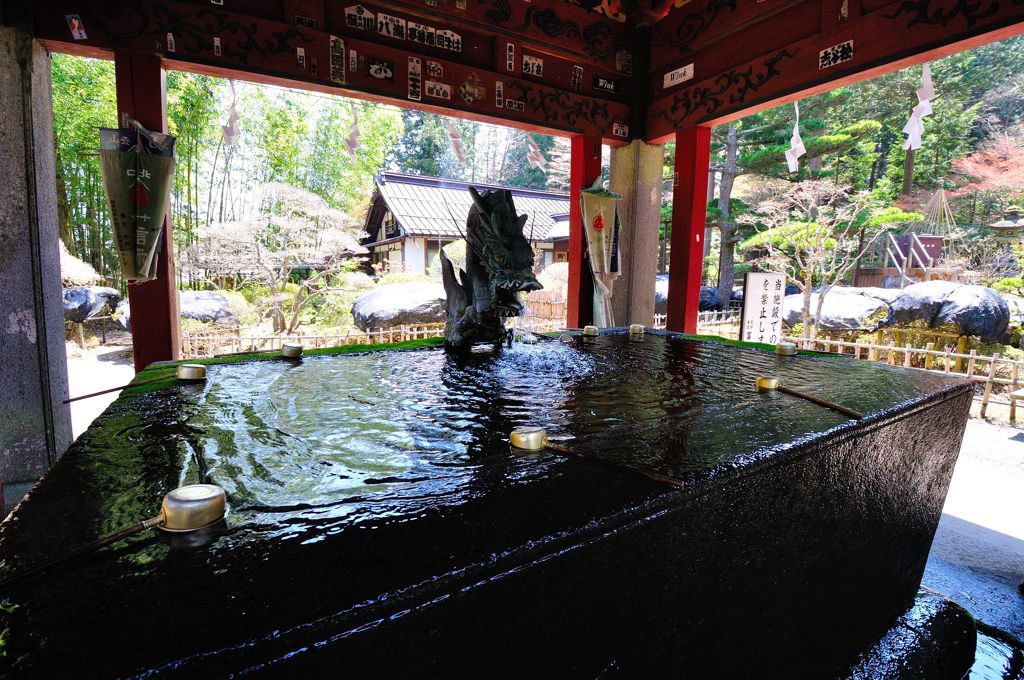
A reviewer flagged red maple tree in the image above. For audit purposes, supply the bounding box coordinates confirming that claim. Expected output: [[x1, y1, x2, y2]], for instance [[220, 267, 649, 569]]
[[951, 133, 1024, 197]]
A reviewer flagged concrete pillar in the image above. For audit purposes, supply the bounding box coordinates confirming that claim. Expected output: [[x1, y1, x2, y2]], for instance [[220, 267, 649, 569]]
[[609, 140, 663, 327], [0, 26, 73, 503]]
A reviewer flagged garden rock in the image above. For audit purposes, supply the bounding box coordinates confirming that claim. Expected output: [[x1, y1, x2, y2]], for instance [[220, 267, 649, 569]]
[[654, 275, 722, 313], [731, 283, 799, 303], [115, 299, 131, 330], [352, 282, 446, 331], [1005, 297, 1024, 325], [779, 281, 1009, 340], [883, 280, 961, 327], [180, 290, 237, 325], [62, 286, 121, 323], [934, 285, 1009, 342], [782, 288, 890, 330]]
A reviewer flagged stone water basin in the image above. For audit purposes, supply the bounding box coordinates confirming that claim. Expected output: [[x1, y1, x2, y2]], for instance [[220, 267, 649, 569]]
[[0, 331, 974, 677]]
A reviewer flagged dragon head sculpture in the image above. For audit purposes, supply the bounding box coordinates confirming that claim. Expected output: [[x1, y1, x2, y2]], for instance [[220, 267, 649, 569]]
[[440, 187, 542, 348]]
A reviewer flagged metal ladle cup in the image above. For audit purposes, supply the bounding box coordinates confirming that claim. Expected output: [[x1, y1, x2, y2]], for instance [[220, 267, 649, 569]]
[[154, 484, 227, 532], [0, 484, 228, 591]]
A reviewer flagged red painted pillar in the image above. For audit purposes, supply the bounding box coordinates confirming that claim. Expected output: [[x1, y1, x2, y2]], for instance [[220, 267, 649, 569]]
[[114, 52, 180, 371], [666, 126, 711, 334], [567, 135, 601, 329]]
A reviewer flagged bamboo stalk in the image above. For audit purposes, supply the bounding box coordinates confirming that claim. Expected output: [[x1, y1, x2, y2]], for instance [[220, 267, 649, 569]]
[[954, 336, 967, 372], [1011, 363, 1020, 423], [981, 354, 1000, 418]]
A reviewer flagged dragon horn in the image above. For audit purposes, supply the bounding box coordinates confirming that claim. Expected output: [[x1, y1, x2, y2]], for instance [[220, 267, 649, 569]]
[[468, 186, 490, 218]]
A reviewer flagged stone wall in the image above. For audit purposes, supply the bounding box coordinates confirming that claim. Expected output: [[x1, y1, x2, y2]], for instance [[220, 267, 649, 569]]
[[0, 26, 71, 502]]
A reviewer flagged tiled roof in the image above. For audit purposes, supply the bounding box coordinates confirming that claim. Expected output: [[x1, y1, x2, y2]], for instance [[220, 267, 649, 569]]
[[374, 172, 569, 241]]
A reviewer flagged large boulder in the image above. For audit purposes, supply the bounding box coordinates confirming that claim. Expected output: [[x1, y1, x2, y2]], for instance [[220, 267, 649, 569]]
[[179, 290, 236, 324], [352, 282, 446, 331], [934, 285, 1009, 342], [782, 288, 891, 330], [1005, 296, 1024, 325], [778, 282, 1009, 340], [62, 286, 121, 323], [115, 299, 131, 331], [883, 280, 961, 327], [654, 275, 721, 313], [114, 291, 237, 331], [731, 282, 799, 303]]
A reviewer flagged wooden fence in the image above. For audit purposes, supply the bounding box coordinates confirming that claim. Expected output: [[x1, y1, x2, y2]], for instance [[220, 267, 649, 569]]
[[182, 324, 447, 358]]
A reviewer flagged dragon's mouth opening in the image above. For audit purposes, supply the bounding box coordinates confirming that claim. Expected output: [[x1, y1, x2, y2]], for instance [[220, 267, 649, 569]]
[[493, 272, 542, 293]]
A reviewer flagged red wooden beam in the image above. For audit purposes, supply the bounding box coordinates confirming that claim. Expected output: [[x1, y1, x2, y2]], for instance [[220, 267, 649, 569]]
[[114, 51, 180, 372], [666, 126, 710, 334], [647, 0, 1024, 140], [34, 0, 633, 144], [567, 135, 601, 329]]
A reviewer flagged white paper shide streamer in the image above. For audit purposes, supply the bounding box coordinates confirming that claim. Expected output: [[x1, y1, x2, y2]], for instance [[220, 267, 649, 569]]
[[785, 102, 805, 173], [221, 81, 240, 146], [345, 104, 361, 159], [902, 63, 934, 151], [446, 120, 466, 164]]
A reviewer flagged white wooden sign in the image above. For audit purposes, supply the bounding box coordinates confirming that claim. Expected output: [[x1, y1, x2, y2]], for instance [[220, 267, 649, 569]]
[[740, 272, 786, 344]]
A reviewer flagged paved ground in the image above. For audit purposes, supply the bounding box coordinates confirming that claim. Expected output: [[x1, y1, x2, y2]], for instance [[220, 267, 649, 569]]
[[923, 418, 1024, 641], [66, 343, 135, 440]]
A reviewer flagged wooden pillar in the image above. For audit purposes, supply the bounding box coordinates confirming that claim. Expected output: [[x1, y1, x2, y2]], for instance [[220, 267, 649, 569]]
[[114, 52, 180, 371], [567, 135, 601, 329], [666, 126, 711, 334]]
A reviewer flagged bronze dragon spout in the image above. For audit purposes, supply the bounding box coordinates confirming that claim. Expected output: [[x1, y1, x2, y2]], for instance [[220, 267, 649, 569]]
[[440, 187, 542, 349]]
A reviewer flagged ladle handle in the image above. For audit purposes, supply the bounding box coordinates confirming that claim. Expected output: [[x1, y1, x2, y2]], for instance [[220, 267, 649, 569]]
[[64, 374, 175, 403], [0, 515, 162, 592], [545, 442, 683, 487], [778, 385, 864, 420]]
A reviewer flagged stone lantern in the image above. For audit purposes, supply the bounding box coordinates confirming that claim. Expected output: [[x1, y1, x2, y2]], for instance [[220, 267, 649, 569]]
[[988, 206, 1024, 242]]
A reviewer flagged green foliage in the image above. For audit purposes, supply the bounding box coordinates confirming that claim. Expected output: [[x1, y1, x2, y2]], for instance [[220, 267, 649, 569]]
[[993, 277, 1024, 296], [376, 272, 432, 286], [739, 222, 837, 254], [51, 54, 119, 286], [239, 282, 301, 304], [860, 206, 924, 230], [427, 240, 468, 280]]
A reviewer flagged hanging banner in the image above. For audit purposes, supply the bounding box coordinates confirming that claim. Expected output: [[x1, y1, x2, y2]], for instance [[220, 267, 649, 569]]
[[580, 178, 622, 327], [98, 121, 176, 282], [739, 272, 786, 344]]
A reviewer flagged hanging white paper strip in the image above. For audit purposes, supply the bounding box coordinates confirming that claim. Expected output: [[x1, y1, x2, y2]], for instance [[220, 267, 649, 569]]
[[903, 63, 933, 151], [345, 104, 360, 159], [221, 81, 240, 146], [785, 101, 805, 173], [445, 120, 466, 164]]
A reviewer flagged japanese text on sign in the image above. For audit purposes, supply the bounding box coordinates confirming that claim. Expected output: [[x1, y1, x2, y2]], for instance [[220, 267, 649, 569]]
[[740, 272, 786, 345]]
